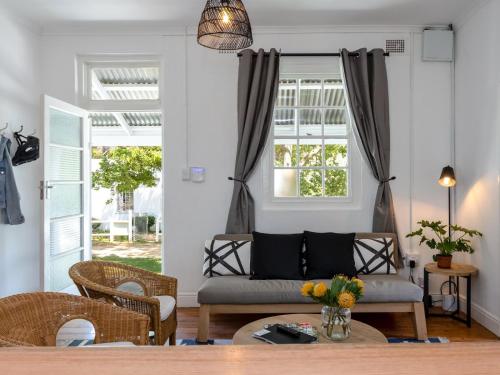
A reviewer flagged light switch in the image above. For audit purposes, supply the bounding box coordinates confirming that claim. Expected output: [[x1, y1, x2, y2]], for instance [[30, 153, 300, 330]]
[[182, 168, 191, 181]]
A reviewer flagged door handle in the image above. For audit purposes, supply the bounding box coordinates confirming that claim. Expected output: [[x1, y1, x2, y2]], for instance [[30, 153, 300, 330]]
[[39, 181, 54, 200]]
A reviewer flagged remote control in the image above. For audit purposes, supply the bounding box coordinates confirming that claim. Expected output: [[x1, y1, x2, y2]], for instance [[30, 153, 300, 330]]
[[276, 324, 301, 338]]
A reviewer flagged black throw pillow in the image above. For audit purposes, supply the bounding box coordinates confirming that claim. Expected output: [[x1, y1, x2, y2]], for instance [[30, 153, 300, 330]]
[[304, 231, 356, 279], [250, 231, 304, 280]]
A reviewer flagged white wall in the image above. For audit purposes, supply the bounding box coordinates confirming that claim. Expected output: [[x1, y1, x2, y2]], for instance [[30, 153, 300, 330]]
[[183, 29, 452, 304], [455, 0, 500, 335], [38, 27, 452, 306], [0, 7, 41, 297]]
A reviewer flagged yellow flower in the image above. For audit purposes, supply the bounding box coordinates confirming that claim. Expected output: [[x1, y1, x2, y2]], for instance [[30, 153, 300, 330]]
[[313, 282, 328, 298], [352, 278, 365, 291], [338, 291, 356, 309], [300, 282, 315, 297]]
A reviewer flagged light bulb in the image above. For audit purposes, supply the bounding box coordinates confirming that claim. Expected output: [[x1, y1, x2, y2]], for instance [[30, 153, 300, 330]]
[[222, 10, 230, 24]]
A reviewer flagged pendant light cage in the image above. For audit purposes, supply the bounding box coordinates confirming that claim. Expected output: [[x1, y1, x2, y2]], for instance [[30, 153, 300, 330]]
[[197, 0, 253, 51]]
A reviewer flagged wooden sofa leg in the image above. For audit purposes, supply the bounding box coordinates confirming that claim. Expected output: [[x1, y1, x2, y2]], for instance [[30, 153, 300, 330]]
[[197, 304, 210, 343], [412, 302, 428, 340]]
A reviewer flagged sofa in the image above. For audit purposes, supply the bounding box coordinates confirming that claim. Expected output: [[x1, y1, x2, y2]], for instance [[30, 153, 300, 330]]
[[196, 233, 427, 342], [197, 233, 427, 343]]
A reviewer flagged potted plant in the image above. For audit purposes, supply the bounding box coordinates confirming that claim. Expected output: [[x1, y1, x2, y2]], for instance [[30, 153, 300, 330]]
[[406, 220, 482, 268], [301, 275, 364, 341]]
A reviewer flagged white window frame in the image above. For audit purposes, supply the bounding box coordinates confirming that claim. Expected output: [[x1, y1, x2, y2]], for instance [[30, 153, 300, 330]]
[[77, 55, 162, 112], [262, 58, 364, 211]]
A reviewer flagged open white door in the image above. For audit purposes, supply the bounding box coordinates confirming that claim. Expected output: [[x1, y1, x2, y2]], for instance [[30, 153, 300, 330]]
[[41, 95, 91, 292]]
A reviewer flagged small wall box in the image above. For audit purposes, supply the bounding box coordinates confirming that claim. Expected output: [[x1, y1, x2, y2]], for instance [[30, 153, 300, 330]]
[[190, 167, 206, 183], [422, 29, 454, 62]]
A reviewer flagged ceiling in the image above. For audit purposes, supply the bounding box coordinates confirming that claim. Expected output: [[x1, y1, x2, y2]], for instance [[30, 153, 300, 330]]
[[3, 0, 482, 27]]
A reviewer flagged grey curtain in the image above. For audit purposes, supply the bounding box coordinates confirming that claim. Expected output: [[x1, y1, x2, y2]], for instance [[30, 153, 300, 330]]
[[225, 48, 280, 234], [340, 48, 402, 263]]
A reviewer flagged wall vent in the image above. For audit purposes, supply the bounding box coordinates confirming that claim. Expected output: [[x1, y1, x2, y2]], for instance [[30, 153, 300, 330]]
[[385, 39, 405, 54]]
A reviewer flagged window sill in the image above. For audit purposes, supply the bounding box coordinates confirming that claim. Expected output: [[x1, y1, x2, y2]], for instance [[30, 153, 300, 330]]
[[261, 198, 363, 211]]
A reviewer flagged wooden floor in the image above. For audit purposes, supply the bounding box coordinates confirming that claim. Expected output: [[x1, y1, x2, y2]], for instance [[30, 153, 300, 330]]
[[177, 307, 498, 342]]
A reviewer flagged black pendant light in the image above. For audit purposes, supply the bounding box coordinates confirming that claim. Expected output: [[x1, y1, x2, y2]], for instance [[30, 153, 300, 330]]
[[197, 0, 253, 51]]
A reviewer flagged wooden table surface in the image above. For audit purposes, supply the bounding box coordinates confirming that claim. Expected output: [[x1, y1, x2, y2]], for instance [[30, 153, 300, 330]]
[[425, 262, 479, 276], [1, 343, 500, 375], [233, 313, 387, 345]]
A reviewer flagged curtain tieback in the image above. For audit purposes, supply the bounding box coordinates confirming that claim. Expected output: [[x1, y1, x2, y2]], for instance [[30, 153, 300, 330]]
[[228, 177, 249, 187], [380, 176, 396, 184]]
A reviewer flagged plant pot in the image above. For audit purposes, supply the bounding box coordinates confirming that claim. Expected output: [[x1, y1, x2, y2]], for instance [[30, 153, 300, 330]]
[[436, 254, 452, 269]]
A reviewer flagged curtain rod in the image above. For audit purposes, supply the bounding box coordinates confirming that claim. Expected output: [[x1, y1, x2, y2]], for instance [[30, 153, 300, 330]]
[[236, 52, 390, 57]]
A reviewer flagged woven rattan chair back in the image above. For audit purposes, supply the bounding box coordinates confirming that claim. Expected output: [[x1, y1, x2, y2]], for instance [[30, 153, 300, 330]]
[[69, 261, 177, 345], [0, 292, 150, 347]]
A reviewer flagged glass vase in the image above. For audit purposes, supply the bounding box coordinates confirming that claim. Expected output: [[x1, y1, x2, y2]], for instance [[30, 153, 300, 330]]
[[321, 306, 351, 341]]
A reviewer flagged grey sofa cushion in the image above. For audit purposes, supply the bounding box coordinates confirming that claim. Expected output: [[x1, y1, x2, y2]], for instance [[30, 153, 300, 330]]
[[197, 274, 423, 304]]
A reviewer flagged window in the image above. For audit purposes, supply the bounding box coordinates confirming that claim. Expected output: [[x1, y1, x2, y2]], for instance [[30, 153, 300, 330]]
[[79, 58, 161, 112], [90, 66, 159, 101], [272, 75, 352, 199], [78, 56, 162, 137]]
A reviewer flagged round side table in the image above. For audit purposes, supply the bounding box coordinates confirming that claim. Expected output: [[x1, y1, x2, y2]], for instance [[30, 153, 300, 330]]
[[423, 262, 478, 327]]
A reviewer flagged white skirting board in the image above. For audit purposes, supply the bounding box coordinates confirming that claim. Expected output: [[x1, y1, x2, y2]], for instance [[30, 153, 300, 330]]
[[458, 295, 500, 337], [177, 292, 199, 308]]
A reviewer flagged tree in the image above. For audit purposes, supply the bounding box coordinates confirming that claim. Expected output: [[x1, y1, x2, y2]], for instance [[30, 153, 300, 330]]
[[274, 142, 348, 197], [92, 147, 162, 203]]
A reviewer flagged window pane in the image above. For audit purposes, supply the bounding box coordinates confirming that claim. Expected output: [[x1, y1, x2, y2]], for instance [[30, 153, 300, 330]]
[[325, 139, 348, 167], [325, 169, 348, 197], [274, 140, 297, 167], [91, 66, 159, 101], [274, 169, 297, 197], [276, 79, 297, 107], [324, 79, 346, 106], [299, 79, 322, 107], [50, 216, 82, 255], [324, 109, 347, 136], [274, 109, 296, 136], [50, 109, 82, 148], [49, 146, 82, 181], [299, 109, 322, 136], [299, 139, 322, 167], [50, 184, 82, 219], [300, 170, 323, 197], [51, 250, 83, 291]]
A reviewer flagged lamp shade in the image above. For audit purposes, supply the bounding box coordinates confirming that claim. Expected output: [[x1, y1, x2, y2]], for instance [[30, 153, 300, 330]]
[[197, 0, 253, 50], [438, 166, 456, 187]]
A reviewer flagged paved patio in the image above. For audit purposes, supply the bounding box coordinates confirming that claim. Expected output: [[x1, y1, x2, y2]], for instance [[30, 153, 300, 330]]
[[92, 241, 161, 259]]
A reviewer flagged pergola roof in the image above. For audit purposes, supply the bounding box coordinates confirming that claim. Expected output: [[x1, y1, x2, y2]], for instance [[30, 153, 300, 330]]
[[90, 66, 161, 133]]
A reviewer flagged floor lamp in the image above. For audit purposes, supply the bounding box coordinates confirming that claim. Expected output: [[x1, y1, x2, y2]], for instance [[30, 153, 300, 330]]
[[438, 166, 456, 238]]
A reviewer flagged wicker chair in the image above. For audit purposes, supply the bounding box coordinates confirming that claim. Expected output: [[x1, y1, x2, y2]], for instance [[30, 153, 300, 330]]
[[69, 261, 177, 345], [0, 292, 150, 347]]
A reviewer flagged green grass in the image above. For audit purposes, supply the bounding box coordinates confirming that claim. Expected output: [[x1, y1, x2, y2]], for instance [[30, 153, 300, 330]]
[[93, 255, 161, 273]]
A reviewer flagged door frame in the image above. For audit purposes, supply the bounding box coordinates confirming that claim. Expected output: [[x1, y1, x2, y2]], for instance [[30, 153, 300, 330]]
[[41, 95, 91, 291], [77, 54, 166, 274]]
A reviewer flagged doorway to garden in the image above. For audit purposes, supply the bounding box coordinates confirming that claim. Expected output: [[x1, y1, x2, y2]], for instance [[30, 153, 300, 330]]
[[91, 145, 162, 273], [81, 56, 164, 274]]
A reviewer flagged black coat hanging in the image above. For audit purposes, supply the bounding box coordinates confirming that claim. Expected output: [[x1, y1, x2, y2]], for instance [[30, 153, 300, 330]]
[[12, 126, 39, 166]]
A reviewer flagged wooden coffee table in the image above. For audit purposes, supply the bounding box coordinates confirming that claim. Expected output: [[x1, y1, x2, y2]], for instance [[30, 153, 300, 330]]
[[232, 314, 387, 345]]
